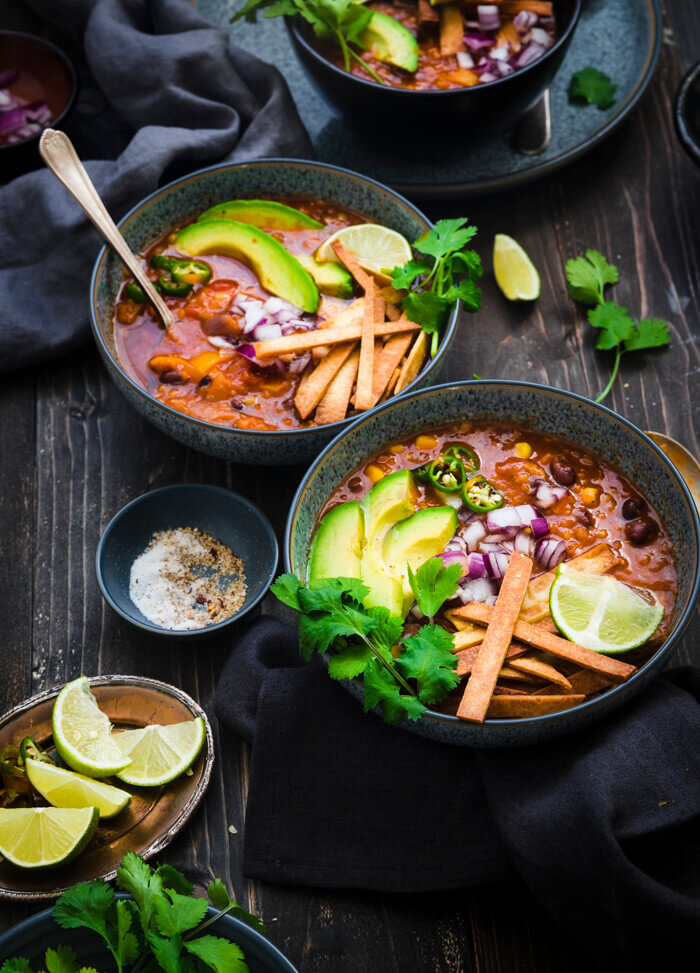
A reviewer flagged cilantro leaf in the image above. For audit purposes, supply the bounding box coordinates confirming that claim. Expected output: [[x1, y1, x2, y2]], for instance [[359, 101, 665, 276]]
[[402, 290, 451, 334], [327, 639, 374, 679], [587, 302, 636, 350], [568, 67, 617, 109], [415, 219, 477, 260], [116, 852, 163, 937], [566, 249, 618, 305], [445, 277, 481, 312], [206, 879, 266, 934], [155, 888, 209, 936], [390, 257, 432, 291], [184, 934, 249, 972], [398, 625, 459, 705], [0, 961, 33, 973], [53, 881, 115, 944], [116, 899, 140, 967], [407, 558, 461, 621], [147, 932, 184, 973], [363, 658, 426, 725], [271, 573, 303, 611], [44, 945, 78, 973], [624, 317, 670, 352], [156, 862, 194, 896]]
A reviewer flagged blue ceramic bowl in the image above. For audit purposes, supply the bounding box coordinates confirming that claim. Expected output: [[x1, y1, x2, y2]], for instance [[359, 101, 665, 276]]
[[285, 381, 700, 747], [0, 897, 298, 972], [90, 159, 459, 465], [96, 484, 278, 638], [674, 58, 700, 167]]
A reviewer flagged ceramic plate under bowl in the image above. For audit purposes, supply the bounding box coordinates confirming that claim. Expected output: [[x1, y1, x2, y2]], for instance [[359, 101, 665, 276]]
[[0, 676, 214, 900], [285, 380, 700, 747]]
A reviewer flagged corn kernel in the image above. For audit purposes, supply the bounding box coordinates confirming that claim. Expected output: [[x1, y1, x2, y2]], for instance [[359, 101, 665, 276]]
[[415, 434, 438, 450], [581, 487, 598, 506], [366, 463, 385, 484], [389, 443, 405, 454], [514, 441, 532, 459]]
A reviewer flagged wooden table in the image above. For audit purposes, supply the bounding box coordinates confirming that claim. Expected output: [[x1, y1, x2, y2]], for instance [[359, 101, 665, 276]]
[[0, 2, 698, 969]]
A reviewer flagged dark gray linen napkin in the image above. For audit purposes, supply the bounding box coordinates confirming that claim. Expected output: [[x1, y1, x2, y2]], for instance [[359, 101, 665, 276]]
[[0, 0, 312, 370]]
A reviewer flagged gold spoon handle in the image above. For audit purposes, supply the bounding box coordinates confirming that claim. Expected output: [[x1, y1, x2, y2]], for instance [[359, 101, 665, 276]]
[[39, 129, 174, 331]]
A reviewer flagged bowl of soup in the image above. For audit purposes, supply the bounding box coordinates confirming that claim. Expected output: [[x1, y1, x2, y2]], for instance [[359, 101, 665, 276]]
[[285, 380, 700, 746], [90, 159, 460, 465], [282, 0, 581, 136]]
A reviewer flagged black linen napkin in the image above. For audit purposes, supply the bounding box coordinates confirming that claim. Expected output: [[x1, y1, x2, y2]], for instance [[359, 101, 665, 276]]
[[214, 616, 700, 973], [0, 0, 312, 371]]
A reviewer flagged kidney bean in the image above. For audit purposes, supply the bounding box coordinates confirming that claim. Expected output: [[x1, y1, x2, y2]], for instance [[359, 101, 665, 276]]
[[230, 397, 244, 411], [622, 498, 645, 520], [624, 518, 657, 545], [550, 456, 576, 486], [575, 506, 594, 527], [160, 369, 184, 384]]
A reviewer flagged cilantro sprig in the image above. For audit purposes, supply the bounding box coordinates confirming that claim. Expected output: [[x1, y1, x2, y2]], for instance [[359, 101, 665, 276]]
[[231, 0, 386, 84], [565, 249, 670, 403], [1, 854, 263, 973], [391, 218, 482, 358], [568, 67, 617, 109], [272, 563, 460, 726]]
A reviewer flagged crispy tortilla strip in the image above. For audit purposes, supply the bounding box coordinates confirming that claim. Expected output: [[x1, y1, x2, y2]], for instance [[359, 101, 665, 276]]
[[315, 349, 360, 424], [446, 68, 480, 86], [539, 669, 615, 697], [310, 298, 364, 364], [452, 622, 486, 651], [453, 602, 637, 681], [331, 240, 374, 291], [508, 654, 572, 690], [495, 20, 521, 52], [456, 640, 526, 677], [418, 0, 440, 28], [253, 318, 418, 358], [355, 278, 377, 411], [520, 543, 624, 622], [385, 301, 402, 322], [379, 365, 401, 403], [457, 552, 533, 723], [395, 330, 428, 393], [370, 332, 414, 406], [498, 664, 542, 684], [493, 685, 528, 696], [294, 343, 355, 419], [439, 3, 465, 55], [486, 694, 585, 719]]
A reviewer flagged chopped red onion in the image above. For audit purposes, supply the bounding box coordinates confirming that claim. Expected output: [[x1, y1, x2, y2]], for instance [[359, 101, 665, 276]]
[[530, 27, 554, 49], [456, 51, 475, 69], [477, 4, 500, 31], [437, 550, 470, 577], [237, 343, 257, 361], [531, 516, 549, 539], [288, 351, 312, 374], [490, 45, 510, 61], [464, 32, 495, 51], [445, 536, 468, 555], [252, 322, 283, 342], [533, 478, 569, 509], [514, 530, 535, 556], [494, 60, 515, 77], [468, 552, 487, 579], [483, 551, 510, 579], [513, 42, 547, 69], [452, 576, 499, 605], [207, 336, 233, 349], [462, 519, 487, 552], [486, 504, 541, 532], [485, 594, 498, 606], [534, 537, 566, 570], [479, 72, 498, 83], [0, 107, 25, 136], [513, 10, 538, 31]]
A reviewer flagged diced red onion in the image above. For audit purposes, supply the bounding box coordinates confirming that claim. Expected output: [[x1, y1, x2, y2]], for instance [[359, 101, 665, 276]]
[[0, 107, 25, 135], [490, 45, 510, 61], [494, 60, 515, 77], [252, 322, 283, 342], [237, 343, 257, 361], [23, 101, 52, 124], [477, 4, 500, 31], [479, 72, 498, 83], [530, 27, 554, 49], [437, 550, 470, 577], [514, 530, 535, 556], [534, 537, 566, 570], [208, 336, 233, 349], [531, 516, 549, 539], [468, 552, 486, 579], [462, 519, 487, 552], [445, 536, 468, 555], [533, 478, 569, 509], [486, 504, 541, 533], [483, 551, 510, 579], [451, 577, 499, 605], [513, 42, 546, 69], [485, 595, 498, 606], [513, 10, 538, 31], [456, 51, 475, 69], [288, 350, 312, 374], [464, 32, 495, 51]]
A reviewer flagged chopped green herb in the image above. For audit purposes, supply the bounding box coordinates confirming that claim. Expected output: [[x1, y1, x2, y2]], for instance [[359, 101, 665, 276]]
[[568, 67, 617, 109], [407, 558, 461, 622]]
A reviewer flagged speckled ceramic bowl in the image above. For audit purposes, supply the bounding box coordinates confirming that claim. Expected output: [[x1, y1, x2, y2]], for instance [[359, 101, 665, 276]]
[[285, 381, 700, 747], [90, 159, 459, 465]]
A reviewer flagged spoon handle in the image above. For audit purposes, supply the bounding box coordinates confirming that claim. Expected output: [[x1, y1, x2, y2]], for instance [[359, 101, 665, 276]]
[[39, 129, 174, 330]]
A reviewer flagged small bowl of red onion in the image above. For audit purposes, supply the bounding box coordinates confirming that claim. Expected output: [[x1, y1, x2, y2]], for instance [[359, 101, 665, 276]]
[[0, 31, 77, 178]]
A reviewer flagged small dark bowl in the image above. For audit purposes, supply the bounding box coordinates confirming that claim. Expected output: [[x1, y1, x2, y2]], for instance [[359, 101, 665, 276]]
[[0, 897, 299, 972], [674, 58, 700, 167], [0, 30, 77, 179], [286, 0, 581, 138], [96, 484, 278, 638]]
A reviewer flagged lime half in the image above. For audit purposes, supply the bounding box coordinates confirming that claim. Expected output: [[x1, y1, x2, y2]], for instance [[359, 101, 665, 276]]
[[0, 806, 98, 869], [52, 677, 131, 778], [25, 758, 131, 819], [315, 224, 412, 275], [114, 718, 206, 787], [549, 565, 664, 655], [493, 233, 541, 301]]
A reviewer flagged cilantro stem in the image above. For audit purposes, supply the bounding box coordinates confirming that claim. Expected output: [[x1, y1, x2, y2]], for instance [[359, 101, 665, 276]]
[[359, 632, 418, 698], [595, 346, 621, 404], [347, 46, 386, 84]]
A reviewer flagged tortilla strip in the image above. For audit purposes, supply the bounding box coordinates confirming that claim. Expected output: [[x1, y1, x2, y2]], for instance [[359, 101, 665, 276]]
[[501, 1, 553, 15], [486, 694, 585, 719], [440, 3, 465, 55], [498, 664, 541, 684], [540, 669, 614, 697], [457, 552, 533, 723], [355, 279, 377, 411], [331, 240, 374, 291], [370, 332, 414, 405], [253, 318, 418, 358], [493, 685, 528, 696], [508, 654, 572, 690], [520, 542, 624, 622], [294, 343, 356, 419], [315, 349, 360, 424], [379, 365, 402, 403], [451, 622, 486, 651], [395, 330, 428, 393], [495, 20, 521, 52], [456, 639, 526, 677], [453, 602, 637, 681], [385, 302, 402, 322], [418, 0, 440, 28], [447, 68, 480, 86]]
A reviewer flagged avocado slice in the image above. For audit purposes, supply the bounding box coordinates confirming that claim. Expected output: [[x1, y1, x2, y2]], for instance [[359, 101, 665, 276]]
[[198, 199, 323, 231], [298, 255, 354, 299], [360, 11, 419, 74], [175, 219, 319, 313], [308, 501, 364, 584], [384, 506, 459, 614], [360, 470, 418, 616]]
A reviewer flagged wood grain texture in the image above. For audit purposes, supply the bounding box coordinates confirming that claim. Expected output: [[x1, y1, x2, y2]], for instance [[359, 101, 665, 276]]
[[0, 3, 698, 970]]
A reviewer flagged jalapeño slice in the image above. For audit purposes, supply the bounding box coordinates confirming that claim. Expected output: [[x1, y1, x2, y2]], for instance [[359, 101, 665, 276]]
[[462, 474, 505, 513]]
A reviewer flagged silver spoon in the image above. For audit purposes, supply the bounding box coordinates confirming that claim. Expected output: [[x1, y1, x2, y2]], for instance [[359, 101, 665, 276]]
[[39, 129, 174, 331], [512, 89, 551, 156], [645, 430, 700, 512]]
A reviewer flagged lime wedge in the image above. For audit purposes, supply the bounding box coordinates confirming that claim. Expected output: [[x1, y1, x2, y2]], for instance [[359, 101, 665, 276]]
[[549, 565, 664, 654], [25, 758, 131, 819], [52, 677, 131, 778], [114, 718, 206, 787], [493, 233, 541, 301], [315, 224, 412, 276], [0, 806, 98, 869]]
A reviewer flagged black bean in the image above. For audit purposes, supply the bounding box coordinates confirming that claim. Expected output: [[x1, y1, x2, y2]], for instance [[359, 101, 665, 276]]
[[551, 456, 576, 486], [198, 374, 212, 389], [622, 498, 645, 520], [160, 369, 184, 384], [348, 476, 364, 493], [624, 518, 657, 545]]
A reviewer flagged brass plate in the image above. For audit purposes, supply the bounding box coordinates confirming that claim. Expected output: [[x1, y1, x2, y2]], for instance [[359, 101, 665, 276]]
[[0, 675, 214, 901]]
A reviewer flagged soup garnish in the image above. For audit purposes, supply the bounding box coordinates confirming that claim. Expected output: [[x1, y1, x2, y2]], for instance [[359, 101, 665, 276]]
[[233, 0, 558, 91], [275, 422, 676, 725], [0, 68, 52, 146]]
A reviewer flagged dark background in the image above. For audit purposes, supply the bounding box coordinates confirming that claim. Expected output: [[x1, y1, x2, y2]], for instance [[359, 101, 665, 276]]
[[0, 1, 698, 969]]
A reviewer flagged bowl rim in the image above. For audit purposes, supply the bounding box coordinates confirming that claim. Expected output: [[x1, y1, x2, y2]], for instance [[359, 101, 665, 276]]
[[285, 0, 582, 97], [95, 483, 279, 637], [674, 57, 700, 167], [0, 29, 78, 154], [89, 157, 459, 439], [284, 378, 700, 730]]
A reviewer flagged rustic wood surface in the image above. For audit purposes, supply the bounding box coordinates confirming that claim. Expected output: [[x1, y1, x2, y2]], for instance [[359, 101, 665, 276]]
[[0, 2, 698, 970]]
